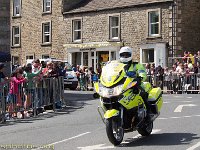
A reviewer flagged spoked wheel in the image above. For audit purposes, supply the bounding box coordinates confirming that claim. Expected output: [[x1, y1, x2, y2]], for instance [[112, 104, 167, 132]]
[[137, 121, 153, 136], [105, 118, 124, 146]]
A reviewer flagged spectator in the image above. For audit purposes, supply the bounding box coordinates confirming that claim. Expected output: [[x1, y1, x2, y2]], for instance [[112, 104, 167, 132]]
[[43, 62, 59, 109], [58, 62, 67, 77], [23, 63, 42, 117], [79, 67, 87, 91], [32, 59, 44, 114], [197, 51, 200, 64], [193, 54, 198, 66], [164, 67, 172, 93], [145, 63, 152, 84], [43, 62, 58, 78], [188, 60, 193, 71], [183, 51, 189, 63], [6, 68, 26, 119], [174, 58, 180, 67], [89, 67, 96, 88], [188, 52, 194, 65], [155, 65, 164, 89]]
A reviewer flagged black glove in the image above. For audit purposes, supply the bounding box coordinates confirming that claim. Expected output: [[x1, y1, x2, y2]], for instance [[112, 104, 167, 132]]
[[136, 76, 143, 85]]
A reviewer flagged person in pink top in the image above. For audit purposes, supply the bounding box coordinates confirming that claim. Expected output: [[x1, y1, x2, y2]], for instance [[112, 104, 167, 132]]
[[6, 68, 27, 119]]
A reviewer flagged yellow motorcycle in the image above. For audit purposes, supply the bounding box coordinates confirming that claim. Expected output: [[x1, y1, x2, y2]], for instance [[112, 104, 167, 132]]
[[93, 60, 163, 145]]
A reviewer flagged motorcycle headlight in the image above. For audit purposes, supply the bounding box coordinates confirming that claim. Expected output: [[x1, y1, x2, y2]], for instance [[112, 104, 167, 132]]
[[99, 84, 123, 97]]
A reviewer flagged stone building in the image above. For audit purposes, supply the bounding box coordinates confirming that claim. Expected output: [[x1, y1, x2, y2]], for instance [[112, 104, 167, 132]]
[[10, 0, 200, 69], [10, 0, 65, 65], [62, 0, 200, 70]]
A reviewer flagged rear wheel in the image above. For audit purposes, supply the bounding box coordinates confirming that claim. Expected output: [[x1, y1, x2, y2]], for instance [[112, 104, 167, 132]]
[[137, 121, 153, 136], [105, 118, 124, 146]]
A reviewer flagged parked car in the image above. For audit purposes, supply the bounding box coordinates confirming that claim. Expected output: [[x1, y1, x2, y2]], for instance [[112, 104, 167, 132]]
[[62, 62, 78, 90], [64, 69, 78, 90]]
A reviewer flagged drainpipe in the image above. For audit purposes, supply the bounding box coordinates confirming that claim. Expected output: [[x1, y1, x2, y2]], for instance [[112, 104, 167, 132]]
[[172, 0, 177, 58]]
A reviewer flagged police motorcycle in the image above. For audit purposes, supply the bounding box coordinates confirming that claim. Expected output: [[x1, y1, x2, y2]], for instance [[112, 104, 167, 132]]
[[93, 60, 163, 145]]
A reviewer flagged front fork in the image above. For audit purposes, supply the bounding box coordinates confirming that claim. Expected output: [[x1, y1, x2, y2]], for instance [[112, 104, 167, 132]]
[[97, 103, 124, 127]]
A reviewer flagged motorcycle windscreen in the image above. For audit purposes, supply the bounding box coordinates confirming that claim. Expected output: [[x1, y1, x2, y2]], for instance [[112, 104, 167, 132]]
[[100, 61, 126, 87]]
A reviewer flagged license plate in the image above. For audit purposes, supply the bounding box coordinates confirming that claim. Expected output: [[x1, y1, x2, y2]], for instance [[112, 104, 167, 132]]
[[65, 82, 72, 85]]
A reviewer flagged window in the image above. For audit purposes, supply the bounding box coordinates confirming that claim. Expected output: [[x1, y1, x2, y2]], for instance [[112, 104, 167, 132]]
[[72, 19, 82, 42], [142, 49, 154, 63], [42, 22, 51, 44], [42, 54, 50, 59], [43, 0, 51, 13], [26, 55, 34, 60], [12, 26, 20, 46], [109, 16, 120, 40], [12, 56, 19, 65], [148, 11, 160, 36], [13, 0, 21, 16]]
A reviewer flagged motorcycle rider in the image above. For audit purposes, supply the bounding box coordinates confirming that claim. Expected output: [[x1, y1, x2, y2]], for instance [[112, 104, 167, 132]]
[[119, 46, 153, 121]]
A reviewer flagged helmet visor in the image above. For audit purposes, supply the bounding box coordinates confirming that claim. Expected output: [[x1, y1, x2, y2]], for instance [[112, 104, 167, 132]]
[[120, 52, 131, 58]]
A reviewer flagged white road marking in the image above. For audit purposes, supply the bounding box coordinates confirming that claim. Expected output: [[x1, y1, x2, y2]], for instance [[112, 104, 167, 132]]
[[186, 141, 200, 150], [173, 96, 184, 98], [158, 114, 200, 120], [187, 97, 193, 99], [78, 144, 114, 150], [163, 101, 192, 103], [174, 104, 197, 112], [121, 129, 161, 144], [33, 132, 91, 150]]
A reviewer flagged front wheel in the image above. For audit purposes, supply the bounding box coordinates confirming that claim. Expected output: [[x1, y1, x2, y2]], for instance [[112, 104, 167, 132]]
[[105, 118, 124, 146], [137, 121, 153, 136]]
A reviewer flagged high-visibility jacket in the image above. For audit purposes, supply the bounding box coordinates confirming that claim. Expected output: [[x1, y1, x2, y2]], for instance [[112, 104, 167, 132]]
[[126, 62, 147, 82]]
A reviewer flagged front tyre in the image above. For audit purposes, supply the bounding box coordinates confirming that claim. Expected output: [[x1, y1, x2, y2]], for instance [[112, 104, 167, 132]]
[[137, 121, 153, 136], [105, 118, 124, 146]]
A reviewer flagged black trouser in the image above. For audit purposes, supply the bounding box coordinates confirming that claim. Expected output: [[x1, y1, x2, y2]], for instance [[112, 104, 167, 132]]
[[139, 87, 151, 113]]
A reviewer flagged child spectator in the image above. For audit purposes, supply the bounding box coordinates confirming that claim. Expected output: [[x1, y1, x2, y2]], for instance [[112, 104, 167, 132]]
[[32, 59, 44, 114], [23, 63, 42, 117], [6, 68, 26, 119]]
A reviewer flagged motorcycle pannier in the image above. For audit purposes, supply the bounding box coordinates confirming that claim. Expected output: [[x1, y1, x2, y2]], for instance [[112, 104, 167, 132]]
[[148, 87, 162, 103], [148, 87, 163, 113]]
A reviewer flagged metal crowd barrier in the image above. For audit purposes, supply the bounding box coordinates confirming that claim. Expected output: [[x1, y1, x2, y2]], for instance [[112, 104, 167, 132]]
[[0, 76, 64, 123], [147, 73, 200, 94]]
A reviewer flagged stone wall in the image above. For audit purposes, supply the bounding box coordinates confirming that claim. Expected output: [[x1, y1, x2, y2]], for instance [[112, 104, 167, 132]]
[[63, 3, 172, 61], [11, 0, 66, 64], [176, 0, 200, 56]]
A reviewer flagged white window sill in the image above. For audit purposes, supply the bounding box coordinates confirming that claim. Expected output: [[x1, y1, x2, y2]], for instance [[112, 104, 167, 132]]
[[41, 42, 52, 46], [147, 35, 162, 39], [11, 45, 21, 48]]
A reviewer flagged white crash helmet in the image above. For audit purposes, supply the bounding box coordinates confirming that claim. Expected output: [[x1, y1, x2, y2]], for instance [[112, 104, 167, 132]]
[[119, 46, 133, 63]]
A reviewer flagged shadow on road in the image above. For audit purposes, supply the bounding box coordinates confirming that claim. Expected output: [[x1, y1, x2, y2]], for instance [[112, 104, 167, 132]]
[[119, 132, 200, 147], [0, 91, 96, 127]]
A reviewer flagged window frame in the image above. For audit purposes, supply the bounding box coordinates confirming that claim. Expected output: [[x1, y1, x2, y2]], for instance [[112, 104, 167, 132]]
[[142, 49, 155, 64], [11, 25, 21, 47], [147, 9, 161, 38], [72, 19, 82, 43], [109, 14, 120, 40], [13, 0, 21, 17], [42, 21, 52, 45], [41, 54, 50, 59], [43, 0, 52, 13], [26, 55, 34, 60]]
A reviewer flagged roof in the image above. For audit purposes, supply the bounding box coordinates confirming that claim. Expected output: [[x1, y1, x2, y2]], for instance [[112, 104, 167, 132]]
[[63, 0, 174, 14]]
